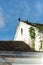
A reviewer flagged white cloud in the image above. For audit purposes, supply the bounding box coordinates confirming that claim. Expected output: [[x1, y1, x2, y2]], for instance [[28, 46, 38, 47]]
[[0, 7, 5, 28]]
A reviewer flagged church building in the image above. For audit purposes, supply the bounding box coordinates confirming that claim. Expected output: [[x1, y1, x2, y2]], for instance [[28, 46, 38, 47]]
[[14, 18, 43, 51]]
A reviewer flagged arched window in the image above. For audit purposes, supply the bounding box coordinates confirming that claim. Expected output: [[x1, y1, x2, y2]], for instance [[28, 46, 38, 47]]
[[21, 28, 23, 35]]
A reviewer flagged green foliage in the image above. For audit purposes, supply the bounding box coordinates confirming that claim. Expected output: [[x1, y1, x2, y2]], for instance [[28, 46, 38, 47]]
[[29, 27, 35, 49], [36, 26, 43, 31], [32, 40, 35, 49], [29, 27, 35, 39], [36, 26, 43, 51], [39, 41, 42, 50]]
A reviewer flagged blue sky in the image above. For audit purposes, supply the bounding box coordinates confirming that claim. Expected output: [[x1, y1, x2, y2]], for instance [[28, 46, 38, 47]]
[[0, 0, 43, 40]]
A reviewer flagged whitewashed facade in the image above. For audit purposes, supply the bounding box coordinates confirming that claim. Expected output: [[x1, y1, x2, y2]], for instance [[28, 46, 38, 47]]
[[14, 19, 43, 51]]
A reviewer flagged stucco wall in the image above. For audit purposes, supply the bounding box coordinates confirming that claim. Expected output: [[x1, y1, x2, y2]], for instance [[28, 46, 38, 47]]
[[14, 21, 43, 51]]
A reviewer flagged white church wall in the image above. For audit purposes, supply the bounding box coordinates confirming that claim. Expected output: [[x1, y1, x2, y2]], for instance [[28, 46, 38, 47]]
[[14, 21, 31, 46], [14, 20, 43, 51], [35, 29, 41, 51]]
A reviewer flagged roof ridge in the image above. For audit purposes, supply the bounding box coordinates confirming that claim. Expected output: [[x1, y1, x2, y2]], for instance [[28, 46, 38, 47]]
[[18, 18, 43, 26]]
